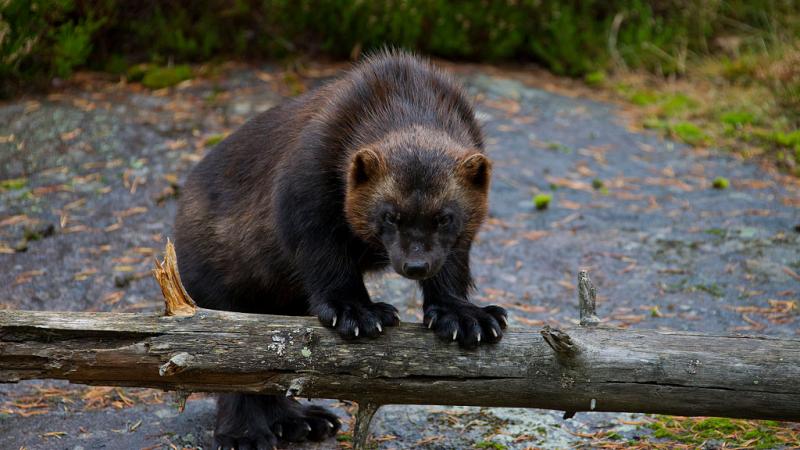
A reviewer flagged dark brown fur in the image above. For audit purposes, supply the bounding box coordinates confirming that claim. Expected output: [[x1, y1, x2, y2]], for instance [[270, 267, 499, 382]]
[[175, 50, 507, 448]]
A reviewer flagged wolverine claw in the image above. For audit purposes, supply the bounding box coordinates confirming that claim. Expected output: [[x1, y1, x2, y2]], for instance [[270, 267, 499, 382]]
[[477, 333, 481, 343], [332, 316, 337, 327], [377, 323, 383, 333], [354, 326, 359, 337], [452, 329, 458, 341], [492, 328, 498, 338]]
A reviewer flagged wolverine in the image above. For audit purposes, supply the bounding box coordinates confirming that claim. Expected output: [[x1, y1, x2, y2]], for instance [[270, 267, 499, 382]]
[[175, 50, 508, 448]]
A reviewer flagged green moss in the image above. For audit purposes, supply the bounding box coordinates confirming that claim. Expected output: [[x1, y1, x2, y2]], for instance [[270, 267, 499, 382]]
[[591, 178, 604, 189], [335, 433, 352, 442], [533, 194, 552, 210], [650, 306, 661, 317], [141, 65, 193, 89], [659, 93, 698, 117], [771, 130, 800, 147], [584, 71, 606, 87], [648, 416, 787, 449], [643, 117, 668, 130], [545, 141, 571, 153], [605, 431, 622, 440], [694, 283, 724, 297], [704, 228, 726, 236], [693, 417, 738, 434], [475, 441, 507, 450], [672, 122, 708, 146], [629, 90, 659, 106], [126, 64, 150, 82], [720, 110, 757, 128], [204, 134, 226, 147], [0, 177, 28, 191], [712, 176, 729, 189]]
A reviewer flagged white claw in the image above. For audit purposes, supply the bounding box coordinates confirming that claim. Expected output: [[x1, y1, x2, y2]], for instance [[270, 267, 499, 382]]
[[477, 333, 481, 343], [305, 423, 312, 432], [332, 316, 337, 327], [452, 329, 458, 341], [354, 326, 359, 337], [394, 311, 401, 322], [492, 328, 498, 338], [500, 315, 508, 327], [377, 323, 383, 333], [326, 420, 335, 429], [428, 319, 434, 329]]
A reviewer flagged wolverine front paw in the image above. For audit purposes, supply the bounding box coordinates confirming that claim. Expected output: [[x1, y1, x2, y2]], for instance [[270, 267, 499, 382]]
[[316, 301, 400, 339], [424, 303, 508, 348]]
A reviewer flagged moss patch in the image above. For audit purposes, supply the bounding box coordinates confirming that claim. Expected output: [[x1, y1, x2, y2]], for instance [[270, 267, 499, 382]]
[[141, 65, 193, 89], [646, 416, 794, 449], [671, 122, 708, 146], [0, 177, 28, 191], [533, 194, 552, 210], [474, 441, 507, 450], [203, 134, 226, 147], [584, 71, 605, 87], [711, 176, 729, 189]]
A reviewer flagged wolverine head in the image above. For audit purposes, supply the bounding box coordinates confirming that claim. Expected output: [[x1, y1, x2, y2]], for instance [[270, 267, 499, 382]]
[[344, 127, 490, 280]]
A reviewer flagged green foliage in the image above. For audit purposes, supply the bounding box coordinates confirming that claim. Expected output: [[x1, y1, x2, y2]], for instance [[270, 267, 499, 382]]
[[2, 0, 800, 96]]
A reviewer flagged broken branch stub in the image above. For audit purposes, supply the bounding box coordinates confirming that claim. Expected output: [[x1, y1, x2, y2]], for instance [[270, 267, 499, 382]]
[[578, 270, 600, 327], [152, 239, 196, 317]]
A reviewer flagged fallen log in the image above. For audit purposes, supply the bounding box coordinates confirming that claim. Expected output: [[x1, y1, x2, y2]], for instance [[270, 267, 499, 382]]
[[1, 243, 798, 448], [2, 305, 799, 421]]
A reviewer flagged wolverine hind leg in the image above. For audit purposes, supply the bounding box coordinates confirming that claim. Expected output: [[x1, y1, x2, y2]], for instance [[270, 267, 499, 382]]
[[213, 394, 340, 449]]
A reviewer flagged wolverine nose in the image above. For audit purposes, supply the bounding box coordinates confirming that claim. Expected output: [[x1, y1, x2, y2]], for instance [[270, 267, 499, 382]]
[[403, 260, 430, 279]]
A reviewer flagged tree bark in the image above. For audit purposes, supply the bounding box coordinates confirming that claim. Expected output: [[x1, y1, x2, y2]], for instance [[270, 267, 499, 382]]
[[1, 308, 798, 422]]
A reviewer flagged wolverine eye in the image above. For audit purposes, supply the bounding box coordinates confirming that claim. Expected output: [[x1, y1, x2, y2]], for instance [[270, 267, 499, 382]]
[[383, 212, 398, 225], [437, 214, 453, 227]]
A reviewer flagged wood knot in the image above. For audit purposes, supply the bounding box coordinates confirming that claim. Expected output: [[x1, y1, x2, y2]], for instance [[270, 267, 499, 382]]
[[541, 325, 579, 357], [159, 352, 194, 376]]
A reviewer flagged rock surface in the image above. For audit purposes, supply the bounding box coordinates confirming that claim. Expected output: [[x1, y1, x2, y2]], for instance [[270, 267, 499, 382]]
[[1, 63, 798, 449]]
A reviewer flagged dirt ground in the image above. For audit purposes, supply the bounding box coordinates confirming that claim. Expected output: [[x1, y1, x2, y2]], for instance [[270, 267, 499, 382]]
[[1, 61, 799, 449]]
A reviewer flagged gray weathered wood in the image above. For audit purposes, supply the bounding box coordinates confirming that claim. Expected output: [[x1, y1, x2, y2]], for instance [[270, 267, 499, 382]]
[[1, 308, 799, 421], [578, 271, 600, 327]]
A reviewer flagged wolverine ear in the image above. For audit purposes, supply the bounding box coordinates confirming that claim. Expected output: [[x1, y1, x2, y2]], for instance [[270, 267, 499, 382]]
[[350, 148, 385, 186], [457, 153, 491, 190]]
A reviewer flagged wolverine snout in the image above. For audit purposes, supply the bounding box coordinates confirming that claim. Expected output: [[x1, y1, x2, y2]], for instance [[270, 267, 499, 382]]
[[402, 260, 430, 279]]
